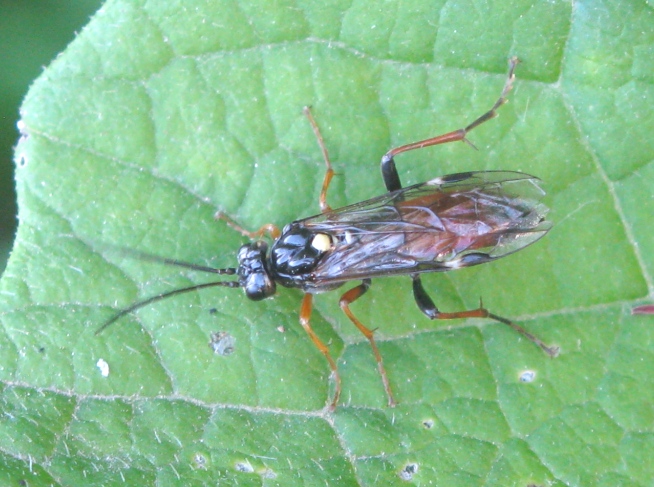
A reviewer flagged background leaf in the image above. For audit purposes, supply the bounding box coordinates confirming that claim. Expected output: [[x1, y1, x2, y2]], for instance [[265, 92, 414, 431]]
[[0, 0, 103, 272], [2, 0, 654, 485]]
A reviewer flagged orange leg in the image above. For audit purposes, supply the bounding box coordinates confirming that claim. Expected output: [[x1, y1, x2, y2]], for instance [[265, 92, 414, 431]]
[[299, 293, 342, 410], [303, 106, 335, 214], [412, 274, 559, 356], [339, 279, 397, 407], [381, 57, 519, 192], [214, 211, 281, 240]]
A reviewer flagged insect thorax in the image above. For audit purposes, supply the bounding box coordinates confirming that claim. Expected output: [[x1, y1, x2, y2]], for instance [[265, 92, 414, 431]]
[[268, 223, 332, 289]]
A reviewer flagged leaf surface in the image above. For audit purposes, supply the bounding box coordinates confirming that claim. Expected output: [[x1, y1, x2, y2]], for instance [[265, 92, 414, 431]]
[[2, 0, 654, 485]]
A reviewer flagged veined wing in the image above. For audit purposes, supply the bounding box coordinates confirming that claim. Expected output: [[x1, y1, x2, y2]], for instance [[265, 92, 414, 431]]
[[299, 171, 551, 284]]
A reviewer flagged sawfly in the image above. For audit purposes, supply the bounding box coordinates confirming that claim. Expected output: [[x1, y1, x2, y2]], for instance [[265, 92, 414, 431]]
[[99, 58, 555, 409]]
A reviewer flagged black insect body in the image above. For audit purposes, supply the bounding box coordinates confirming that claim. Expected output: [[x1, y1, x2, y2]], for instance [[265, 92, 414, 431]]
[[99, 58, 555, 410], [269, 171, 550, 290]]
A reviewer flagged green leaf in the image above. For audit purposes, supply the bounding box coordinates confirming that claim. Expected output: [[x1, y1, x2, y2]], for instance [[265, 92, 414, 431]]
[[2, 0, 654, 485]]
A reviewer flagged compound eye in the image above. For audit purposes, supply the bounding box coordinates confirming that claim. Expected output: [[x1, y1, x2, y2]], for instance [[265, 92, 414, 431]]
[[244, 271, 276, 301]]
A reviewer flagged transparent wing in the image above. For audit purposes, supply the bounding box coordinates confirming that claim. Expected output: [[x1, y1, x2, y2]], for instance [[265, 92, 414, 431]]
[[299, 171, 551, 284]]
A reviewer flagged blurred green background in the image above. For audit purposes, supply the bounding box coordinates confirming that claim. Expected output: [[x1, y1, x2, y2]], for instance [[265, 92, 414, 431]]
[[0, 0, 102, 272]]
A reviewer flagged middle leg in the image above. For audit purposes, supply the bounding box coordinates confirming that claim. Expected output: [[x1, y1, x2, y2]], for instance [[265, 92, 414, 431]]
[[304, 106, 336, 214], [339, 279, 397, 407]]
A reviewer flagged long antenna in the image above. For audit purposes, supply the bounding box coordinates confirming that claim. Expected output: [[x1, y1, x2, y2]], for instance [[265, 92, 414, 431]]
[[104, 247, 238, 275], [96, 247, 241, 333], [96, 280, 241, 335]]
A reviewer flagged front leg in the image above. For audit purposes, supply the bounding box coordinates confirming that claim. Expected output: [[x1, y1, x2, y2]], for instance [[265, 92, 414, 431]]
[[214, 211, 281, 240], [412, 274, 558, 356], [299, 293, 342, 410]]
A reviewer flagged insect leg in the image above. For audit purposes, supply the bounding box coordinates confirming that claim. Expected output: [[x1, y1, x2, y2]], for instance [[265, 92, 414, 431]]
[[299, 293, 342, 410], [303, 106, 335, 213], [339, 279, 397, 407], [411, 274, 559, 357], [381, 57, 519, 192], [214, 211, 281, 239]]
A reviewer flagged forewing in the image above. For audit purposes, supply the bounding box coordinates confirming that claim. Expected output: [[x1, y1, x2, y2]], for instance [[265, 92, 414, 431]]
[[299, 171, 551, 284]]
